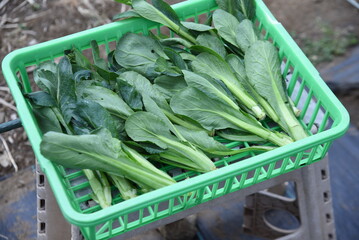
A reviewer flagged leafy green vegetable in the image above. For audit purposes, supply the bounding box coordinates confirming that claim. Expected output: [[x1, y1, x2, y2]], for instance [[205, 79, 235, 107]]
[[132, 0, 196, 44], [72, 100, 120, 138], [117, 79, 143, 111], [196, 34, 227, 59], [57, 57, 77, 124], [235, 19, 258, 52], [125, 112, 216, 172], [41, 130, 175, 190], [226, 54, 280, 123], [115, 33, 167, 78], [182, 70, 238, 110], [171, 87, 292, 146], [244, 41, 308, 140], [213, 9, 240, 47], [154, 75, 187, 99], [191, 52, 265, 119], [163, 47, 188, 70], [80, 85, 134, 119], [32, 107, 63, 133], [25, 91, 56, 107]]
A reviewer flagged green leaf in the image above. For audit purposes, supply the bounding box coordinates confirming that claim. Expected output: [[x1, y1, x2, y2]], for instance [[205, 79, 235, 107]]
[[190, 45, 224, 60], [175, 125, 229, 153], [191, 52, 265, 119], [236, 19, 258, 52], [74, 70, 92, 82], [125, 111, 174, 149], [215, 0, 237, 15], [117, 79, 143, 111], [57, 57, 77, 124], [155, 57, 182, 76], [108, 50, 122, 72], [113, 10, 140, 20], [115, 33, 167, 77], [40, 131, 175, 189], [33, 61, 57, 97], [80, 85, 134, 119], [213, 9, 241, 47], [72, 100, 120, 138], [132, 0, 196, 44], [163, 47, 188, 70], [125, 111, 216, 172], [25, 91, 56, 107], [226, 54, 280, 123], [181, 21, 214, 32], [32, 107, 63, 133], [171, 87, 252, 131], [196, 34, 227, 59], [154, 75, 187, 99], [182, 70, 238, 110], [142, 94, 187, 142], [119, 71, 169, 111], [237, 0, 255, 20], [171, 87, 292, 146], [91, 40, 107, 70], [244, 40, 307, 140]]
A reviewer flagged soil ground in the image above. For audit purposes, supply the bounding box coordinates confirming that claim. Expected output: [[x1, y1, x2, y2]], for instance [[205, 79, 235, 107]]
[[0, 0, 358, 176]]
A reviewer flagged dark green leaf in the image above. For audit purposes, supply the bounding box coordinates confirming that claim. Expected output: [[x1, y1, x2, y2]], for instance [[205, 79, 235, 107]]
[[115, 33, 167, 78], [154, 57, 182, 76], [164, 47, 188, 70], [196, 34, 227, 59], [73, 100, 120, 138], [125, 111, 216, 172], [132, 0, 196, 43], [80, 85, 134, 119], [25, 91, 56, 107], [91, 40, 107, 70], [171, 87, 257, 131], [191, 52, 265, 119], [154, 75, 187, 99], [33, 61, 57, 97], [33, 107, 62, 133], [235, 19, 258, 52], [213, 9, 240, 47], [57, 57, 77, 123], [40, 131, 175, 189], [190, 45, 224, 59], [117, 79, 143, 111], [244, 40, 307, 140], [182, 70, 238, 110]]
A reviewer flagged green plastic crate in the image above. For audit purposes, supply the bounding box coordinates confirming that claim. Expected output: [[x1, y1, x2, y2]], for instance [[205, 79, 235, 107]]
[[1, 0, 349, 239]]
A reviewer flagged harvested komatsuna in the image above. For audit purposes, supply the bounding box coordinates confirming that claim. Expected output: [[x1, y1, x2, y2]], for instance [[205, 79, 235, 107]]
[[244, 41, 308, 140], [171, 87, 293, 147]]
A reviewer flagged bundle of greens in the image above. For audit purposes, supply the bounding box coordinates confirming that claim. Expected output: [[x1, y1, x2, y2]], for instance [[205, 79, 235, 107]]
[[27, 0, 308, 208]]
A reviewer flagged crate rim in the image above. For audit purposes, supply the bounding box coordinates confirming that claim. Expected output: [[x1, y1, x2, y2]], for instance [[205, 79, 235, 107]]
[[1, 0, 350, 229]]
